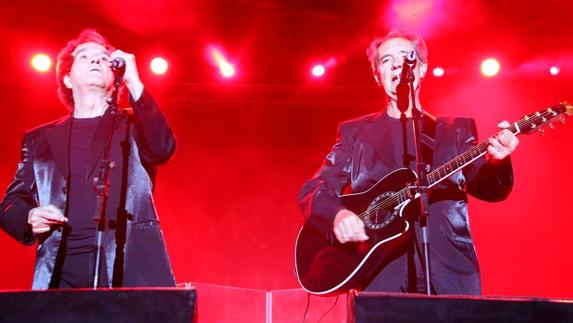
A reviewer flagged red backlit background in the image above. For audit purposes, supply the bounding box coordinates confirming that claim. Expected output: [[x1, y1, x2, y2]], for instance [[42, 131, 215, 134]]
[[0, 0, 572, 298]]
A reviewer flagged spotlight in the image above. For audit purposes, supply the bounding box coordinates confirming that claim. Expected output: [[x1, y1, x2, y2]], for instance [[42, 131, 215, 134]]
[[220, 62, 235, 78], [480, 58, 500, 77], [31, 53, 51, 73], [150, 57, 168, 75], [311, 64, 325, 77], [206, 45, 237, 79], [432, 67, 444, 77], [550, 66, 560, 76]]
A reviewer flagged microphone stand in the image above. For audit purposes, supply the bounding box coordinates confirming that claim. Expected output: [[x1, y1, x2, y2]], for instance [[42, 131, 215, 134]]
[[407, 67, 433, 296], [396, 58, 432, 295], [92, 70, 122, 289]]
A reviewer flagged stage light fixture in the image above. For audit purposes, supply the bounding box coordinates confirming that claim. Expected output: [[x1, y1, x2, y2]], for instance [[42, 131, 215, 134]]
[[150, 57, 168, 75], [206, 45, 236, 79], [220, 62, 235, 78], [311, 64, 325, 77], [432, 67, 444, 77], [481, 58, 500, 77], [31, 53, 51, 73], [550, 66, 560, 76]]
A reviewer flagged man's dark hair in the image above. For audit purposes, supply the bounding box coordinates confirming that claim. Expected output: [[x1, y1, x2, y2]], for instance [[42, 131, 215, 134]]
[[56, 29, 115, 110]]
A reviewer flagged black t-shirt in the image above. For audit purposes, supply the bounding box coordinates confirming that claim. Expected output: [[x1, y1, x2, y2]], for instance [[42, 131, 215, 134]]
[[387, 116, 417, 170], [385, 113, 435, 172], [66, 116, 102, 254]]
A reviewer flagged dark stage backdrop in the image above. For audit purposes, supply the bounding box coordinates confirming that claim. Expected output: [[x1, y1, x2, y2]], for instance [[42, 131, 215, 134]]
[[1, 74, 572, 298]]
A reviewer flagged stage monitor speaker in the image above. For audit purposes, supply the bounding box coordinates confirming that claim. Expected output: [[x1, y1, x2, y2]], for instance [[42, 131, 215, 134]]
[[0, 288, 196, 323], [351, 291, 573, 323]]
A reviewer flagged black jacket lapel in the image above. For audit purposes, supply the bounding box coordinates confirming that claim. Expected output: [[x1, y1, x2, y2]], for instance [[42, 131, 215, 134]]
[[364, 112, 397, 169], [45, 116, 72, 179]]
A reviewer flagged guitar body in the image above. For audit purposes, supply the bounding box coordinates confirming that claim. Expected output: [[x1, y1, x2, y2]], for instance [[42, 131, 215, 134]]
[[295, 168, 419, 296]]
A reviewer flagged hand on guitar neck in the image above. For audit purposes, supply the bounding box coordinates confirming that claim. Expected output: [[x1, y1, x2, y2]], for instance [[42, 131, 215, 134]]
[[333, 209, 369, 243], [485, 120, 520, 163]]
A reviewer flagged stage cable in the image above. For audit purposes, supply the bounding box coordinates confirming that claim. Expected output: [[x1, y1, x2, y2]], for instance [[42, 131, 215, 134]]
[[316, 295, 339, 323], [301, 292, 310, 323]]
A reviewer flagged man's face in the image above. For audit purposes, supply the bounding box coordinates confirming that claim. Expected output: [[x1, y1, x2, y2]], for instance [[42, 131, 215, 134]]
[[65, 42, 114, 92], [374, 37, 427, 99]]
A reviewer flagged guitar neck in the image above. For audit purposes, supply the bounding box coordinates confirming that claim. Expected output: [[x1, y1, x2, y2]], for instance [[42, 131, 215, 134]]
[[355, 102, 571, 222], [425, 105, 564, 189]]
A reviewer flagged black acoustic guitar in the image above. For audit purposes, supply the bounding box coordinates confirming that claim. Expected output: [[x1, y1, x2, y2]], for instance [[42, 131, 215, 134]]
[[295, 102, 572, 296]]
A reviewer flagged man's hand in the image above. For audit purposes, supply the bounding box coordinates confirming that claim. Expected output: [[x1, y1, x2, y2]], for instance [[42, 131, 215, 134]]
[[486, 120, 519, 163], [27, 205, 67, 234], [333, 209, 369, 244], [110, 49, 144, 100]]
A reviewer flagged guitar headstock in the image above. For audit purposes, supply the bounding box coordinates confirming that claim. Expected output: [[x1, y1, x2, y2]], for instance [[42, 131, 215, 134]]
[[517, 102, 572, 135]]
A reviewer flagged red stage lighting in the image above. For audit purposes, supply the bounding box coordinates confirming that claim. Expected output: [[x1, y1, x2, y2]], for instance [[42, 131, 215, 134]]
[[432, 67, 444, 77], [220, 62, 235, 78], [311, 64, 325, 77], [383, 0, 482, 39], [206, 45, 236, 79], [308, 58, 336, 80], [481, 58, 500, 77], [150, 57, 168, 75], [550, 66, 560, 76], [31, 53, 51, 73]]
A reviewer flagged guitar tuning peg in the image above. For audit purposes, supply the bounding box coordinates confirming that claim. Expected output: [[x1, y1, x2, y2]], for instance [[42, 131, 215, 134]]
[[559, 116, 566, 124], [549, 123, 556, 130], [538, 128, 545, 136]]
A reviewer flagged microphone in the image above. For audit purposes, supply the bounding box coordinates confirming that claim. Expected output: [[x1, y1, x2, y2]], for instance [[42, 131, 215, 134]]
[[404, 51, 417, 68], [396, 51, 417, 113], [110, 57, 126, 75]]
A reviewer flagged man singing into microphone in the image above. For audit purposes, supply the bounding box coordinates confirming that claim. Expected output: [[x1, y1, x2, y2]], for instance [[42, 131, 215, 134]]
[[298, 30, 519, 294], [0, 29, 176, 289]]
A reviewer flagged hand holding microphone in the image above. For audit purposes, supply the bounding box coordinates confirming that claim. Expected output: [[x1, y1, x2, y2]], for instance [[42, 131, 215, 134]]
[[110, 57, 126, 75], [109, 50, 144, 100]]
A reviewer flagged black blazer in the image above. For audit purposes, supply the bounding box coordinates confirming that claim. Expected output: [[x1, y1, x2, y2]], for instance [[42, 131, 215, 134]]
[[298, 111, 513, 294], [0, 90, 176, 289]]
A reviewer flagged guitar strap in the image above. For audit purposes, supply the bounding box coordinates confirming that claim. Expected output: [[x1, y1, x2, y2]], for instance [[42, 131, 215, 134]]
[[399, 113, 436, 168], [421, 114, 436, 165]]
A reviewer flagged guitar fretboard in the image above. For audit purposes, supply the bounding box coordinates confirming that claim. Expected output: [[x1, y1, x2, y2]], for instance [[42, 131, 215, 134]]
[[426, 106, 564, 189], [359, 103, 569, 220]]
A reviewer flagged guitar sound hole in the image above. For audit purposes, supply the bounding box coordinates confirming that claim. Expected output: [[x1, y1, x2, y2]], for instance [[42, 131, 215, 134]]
[[363, 192, 398, 230]]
